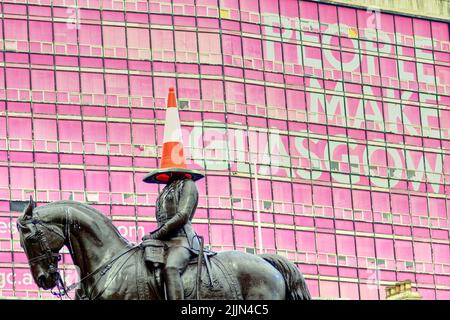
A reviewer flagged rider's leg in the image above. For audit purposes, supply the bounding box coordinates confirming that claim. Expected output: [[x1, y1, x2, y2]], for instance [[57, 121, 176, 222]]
[[164, 246, 191, 300]]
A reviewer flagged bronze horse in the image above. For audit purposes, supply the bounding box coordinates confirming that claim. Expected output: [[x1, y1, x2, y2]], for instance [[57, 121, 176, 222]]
[[17, 198, 311, 300]]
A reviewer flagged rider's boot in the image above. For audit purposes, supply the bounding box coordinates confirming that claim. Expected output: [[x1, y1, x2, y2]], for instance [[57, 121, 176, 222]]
[[164, 267, 184, 300]]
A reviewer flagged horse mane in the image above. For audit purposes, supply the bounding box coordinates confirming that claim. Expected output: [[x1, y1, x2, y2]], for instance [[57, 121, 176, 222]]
[[32, 200, 128, 243], [33, 200, 117, 230], [34, 200, 107, 219]]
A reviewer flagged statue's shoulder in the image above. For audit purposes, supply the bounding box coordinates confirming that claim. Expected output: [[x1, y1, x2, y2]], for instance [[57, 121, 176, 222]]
[[182, 178, 195, 187], [181, 178, 197, 192], [176, 179, 198, 199]]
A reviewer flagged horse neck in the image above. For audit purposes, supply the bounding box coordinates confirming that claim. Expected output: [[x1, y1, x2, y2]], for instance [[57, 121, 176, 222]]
[[57, 204, 129, 278]]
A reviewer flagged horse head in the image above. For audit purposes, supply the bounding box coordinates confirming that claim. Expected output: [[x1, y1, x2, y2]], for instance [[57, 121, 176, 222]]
[[16, 196, 66, 290]]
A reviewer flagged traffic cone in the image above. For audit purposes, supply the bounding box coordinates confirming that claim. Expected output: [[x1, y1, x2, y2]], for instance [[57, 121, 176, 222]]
[[143, 87, 204, 184]]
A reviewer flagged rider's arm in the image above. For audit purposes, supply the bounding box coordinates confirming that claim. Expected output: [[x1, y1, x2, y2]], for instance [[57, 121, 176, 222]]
[[151, 179, 198, 240]]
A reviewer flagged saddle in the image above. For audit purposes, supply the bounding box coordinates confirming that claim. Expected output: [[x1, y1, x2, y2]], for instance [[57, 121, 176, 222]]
[[141, 238, 216, 265], [140, 238, 217, 293], [134, 239, 242, 300]]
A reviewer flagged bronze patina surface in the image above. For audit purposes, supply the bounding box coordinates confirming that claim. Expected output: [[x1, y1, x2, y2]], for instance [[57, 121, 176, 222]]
[[17, 184, 311, 300]]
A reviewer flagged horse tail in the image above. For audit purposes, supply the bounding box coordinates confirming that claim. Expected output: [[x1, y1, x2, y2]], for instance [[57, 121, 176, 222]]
[[259, 254, 311, 300]]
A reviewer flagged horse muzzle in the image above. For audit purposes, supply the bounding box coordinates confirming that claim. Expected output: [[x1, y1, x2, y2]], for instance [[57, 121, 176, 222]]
[[37, 272, 58, 290]]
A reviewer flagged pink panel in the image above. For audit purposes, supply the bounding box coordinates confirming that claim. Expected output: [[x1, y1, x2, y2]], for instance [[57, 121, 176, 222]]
[[317, 233, 335, 254], [234, 226, 255, 247], [359, 283, 379, 300], [279, 0, 299, 18], [276, 229, 296, 251], [410, 196, 428, 216], [131, 124, 155, 146], [428, 198, 446, 219], [230, 177, 251, 198], [29, 20, 52, 42], [60, 170, 84, 190], [33, 119, 57, 140], [58, 120, 81, 141], [202, 80, 223, 100], [318, 3, 337, 34], [352, 190, 370, 210], [259, 0, 278, 15], [313, 186, 332, 206], [86, 171, 109, 191], [81, 73, 104, 94], [394, 240, 414, 261], [252, 179, 272, 201], [225, 81, 245, 103], [53, 22, 77, 46], [0, 167, 9, 189], [79, 24, 102, 46], [436, 290, 450, 300], [31, 70, 55, 92], [414, 242, 432, 262], [261, 228, 275, 249], [108, 123, 131, 144], [390, 194, 408, 213], [110, 172, 133, 193], [103, 26, 126, 47], [6, 68, 29, 89], [333, 188, 351, 209], [371, 192, 389, 212], [56, 71, 80, 92], [8, 118, 32, 139], [35, 169, 59, 190], [340, 282, 359, 300], [105, 74, 128, 95], [10, 167, 35, 189], [130, 75, 152, 96], [127, 27, 150, 48], [293, 184, 312, 206], [375, 239, 394, 259], [84, 122, 107, 143], [4, 19, 28, 41], [432, 244, 450, 264], [319, 280, 339, 298], [242, 37, 262, 60], [151, 29, 173, 51], [207, 176, 230, 196], [210, 224, 233, 246], [299, 1, 318, 22], [356, 237, 375, 257], [272, 181, 292, 202], [336, 235, 355, 255], [199, 33, 221, 63]]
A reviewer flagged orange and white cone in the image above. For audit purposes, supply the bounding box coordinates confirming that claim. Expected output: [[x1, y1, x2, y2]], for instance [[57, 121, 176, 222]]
[[143, 87, 204, 184]]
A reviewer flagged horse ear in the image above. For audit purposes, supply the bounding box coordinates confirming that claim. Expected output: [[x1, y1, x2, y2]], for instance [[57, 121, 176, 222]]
[[23, 195, 35, 219]]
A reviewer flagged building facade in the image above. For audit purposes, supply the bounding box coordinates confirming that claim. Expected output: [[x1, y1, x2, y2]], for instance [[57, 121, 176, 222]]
[[0, 0, 449, 299]]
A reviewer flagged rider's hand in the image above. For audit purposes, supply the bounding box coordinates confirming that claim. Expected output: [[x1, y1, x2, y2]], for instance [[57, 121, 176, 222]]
[[148, 232, 160, 240], [142, 232, 158, 241]]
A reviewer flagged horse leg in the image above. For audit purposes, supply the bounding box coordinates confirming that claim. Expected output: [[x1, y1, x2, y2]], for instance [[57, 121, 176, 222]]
[[163, 246, 191, 300]]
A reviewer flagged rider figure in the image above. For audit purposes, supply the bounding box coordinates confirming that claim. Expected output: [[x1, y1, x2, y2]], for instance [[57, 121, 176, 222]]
[[142, 87, 204, 300], [142, 174, 200, 300]]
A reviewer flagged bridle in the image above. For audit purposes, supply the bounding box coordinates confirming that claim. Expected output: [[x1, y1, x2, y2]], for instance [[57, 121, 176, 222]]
[[17, 214, 68, 299], [18, 211, 139, 300]]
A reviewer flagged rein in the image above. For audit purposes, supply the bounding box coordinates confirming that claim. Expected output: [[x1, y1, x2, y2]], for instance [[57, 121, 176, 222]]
[[65, 244, 139, 299]]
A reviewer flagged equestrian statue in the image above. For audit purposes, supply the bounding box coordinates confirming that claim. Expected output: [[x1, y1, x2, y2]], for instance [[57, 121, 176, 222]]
[[16, 88, 311, 300]]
